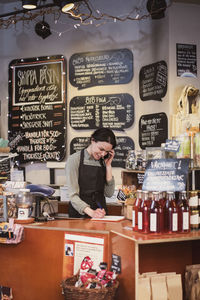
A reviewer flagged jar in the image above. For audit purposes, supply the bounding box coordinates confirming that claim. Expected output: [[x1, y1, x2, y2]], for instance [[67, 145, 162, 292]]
[[16, 189, 33, 208], [125, 150, 136, 170], [135, 150, 144, 170], [190, 208, 199, 230], [193, 132, 200, 167], [189, 191, 198, 207]]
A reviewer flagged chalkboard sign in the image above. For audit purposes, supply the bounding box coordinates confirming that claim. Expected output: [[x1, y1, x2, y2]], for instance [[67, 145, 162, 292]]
[[142, 158, 189, 192], [111, 254, 121, 274], [139, 61, 167, 101], [70, 136, 134, 168], [176, 43, 197, 78], [8, 55, 67, 163], [165, 139, 180, 152], [69, 49, 133, 89], [139, 112, 168, 149], [0, 156, 10, 181], [70, 93, 134, 131]]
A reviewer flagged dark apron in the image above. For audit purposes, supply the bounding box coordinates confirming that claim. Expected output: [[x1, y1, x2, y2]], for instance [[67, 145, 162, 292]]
[[69, 149, 107, 218]]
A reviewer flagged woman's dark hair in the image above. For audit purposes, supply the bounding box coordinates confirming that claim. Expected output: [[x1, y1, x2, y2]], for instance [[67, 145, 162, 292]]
[[91, 128, 116, 149]]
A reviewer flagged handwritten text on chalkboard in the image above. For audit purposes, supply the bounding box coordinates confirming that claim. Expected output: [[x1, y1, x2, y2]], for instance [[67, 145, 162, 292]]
[[0, 157, 10, 181], [69, 49, 133, 89], [70, 136, 134, 168], [139, 61, 167, 101], [139, 112, 168, 149], [142, 158, 189, 192], [176, 43, 197, 78], [8, 55, 67, 163], [70, 93, 134, 131]]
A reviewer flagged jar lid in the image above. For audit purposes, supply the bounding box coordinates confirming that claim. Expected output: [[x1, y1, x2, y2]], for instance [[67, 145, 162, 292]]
[[19, 188, 30, 192]]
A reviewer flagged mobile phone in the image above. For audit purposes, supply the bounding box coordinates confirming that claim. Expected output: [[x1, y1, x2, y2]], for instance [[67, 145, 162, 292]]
[[104, 153, 110, 159]]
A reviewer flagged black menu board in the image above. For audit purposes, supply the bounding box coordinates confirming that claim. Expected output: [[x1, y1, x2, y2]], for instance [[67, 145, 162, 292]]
[[139, 61, 167, 101], [69, 49, 133, 89], [8, 55, 67, 163], [176, 43, 197, 78], [0, 156, 10, 181], [142, 158, 189, 192], [70, 93, 134, 131], [139, 112, 168, 149], [70, 136, 134, 168]]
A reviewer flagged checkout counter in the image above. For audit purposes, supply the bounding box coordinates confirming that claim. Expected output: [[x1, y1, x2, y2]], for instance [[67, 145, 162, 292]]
[[1, 217, 200, 300]]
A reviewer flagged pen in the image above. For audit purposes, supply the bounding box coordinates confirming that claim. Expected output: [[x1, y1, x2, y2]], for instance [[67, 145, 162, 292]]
[[96, 201, 102, 209]]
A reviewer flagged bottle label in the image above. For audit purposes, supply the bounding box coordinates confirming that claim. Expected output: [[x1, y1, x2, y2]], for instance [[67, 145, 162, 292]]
[[150, 213, 157, 232], [183, 212, 189, 230], [132, 210, 135, 228], [190, 213, 199, 225], [172, 213, 178, 231], [138, 212, 143, 230], [189, 196, 198, 207]]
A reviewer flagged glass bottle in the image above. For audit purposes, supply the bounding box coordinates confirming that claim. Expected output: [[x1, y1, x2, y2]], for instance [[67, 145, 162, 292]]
[[138, 191, 150, 233], [159, 191, 166, 209], [177, 191, 190, 233], [150, 192, 164, 234], [125, 150, 136, 170], [189, 191, 199, 230], [132, 190, 142, 231], [136, 150, 143, 170], [164, 191, 178, 233]]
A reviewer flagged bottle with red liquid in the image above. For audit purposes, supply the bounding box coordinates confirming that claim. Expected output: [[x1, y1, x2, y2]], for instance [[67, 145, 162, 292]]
[[177, 191, 190, 233], [159, 191, 166, 209], [132, 190, 142, 231], [150, 192, 164, 234], [164, 191, 178, 233], [138, 191, 150, 233]]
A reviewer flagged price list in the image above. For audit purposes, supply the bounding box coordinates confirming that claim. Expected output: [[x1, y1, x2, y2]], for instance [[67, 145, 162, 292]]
[[70, 93, 134, 131]]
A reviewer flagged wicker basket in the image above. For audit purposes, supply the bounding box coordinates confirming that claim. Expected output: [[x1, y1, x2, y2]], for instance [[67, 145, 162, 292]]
[[61, 274, 119, 300]]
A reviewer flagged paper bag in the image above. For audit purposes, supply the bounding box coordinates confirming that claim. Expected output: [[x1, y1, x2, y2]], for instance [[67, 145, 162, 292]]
[[138, 277, 151, 300], [166, 274, 183, 300], [151, 275, 168, 300]]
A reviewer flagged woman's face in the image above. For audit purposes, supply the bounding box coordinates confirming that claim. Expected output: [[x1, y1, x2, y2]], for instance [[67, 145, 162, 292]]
[[90, 140, 113, 160]]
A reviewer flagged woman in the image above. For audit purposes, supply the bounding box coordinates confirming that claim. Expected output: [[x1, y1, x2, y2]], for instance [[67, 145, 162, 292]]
[[66, 128, 116, 218]]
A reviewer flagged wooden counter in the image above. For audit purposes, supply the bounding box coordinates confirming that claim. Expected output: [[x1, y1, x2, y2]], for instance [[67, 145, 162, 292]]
[[1, 219, 200, 300]]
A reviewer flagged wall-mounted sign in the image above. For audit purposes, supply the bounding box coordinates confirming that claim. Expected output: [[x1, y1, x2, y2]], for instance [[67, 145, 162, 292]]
[[70, 136, 134, 168], [69, 48, 133, 89], [0, 157, 10, 182], [8, 55, 67, 163], [139, 61, 167, 101], [142, 158, 189, 192], [176, 43, 197, 78], [139, 112, 168, 149], [69, 93, 134, 131]]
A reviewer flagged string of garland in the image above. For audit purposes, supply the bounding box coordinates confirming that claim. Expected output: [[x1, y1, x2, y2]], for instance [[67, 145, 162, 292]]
[[0, 0, 172, 30]]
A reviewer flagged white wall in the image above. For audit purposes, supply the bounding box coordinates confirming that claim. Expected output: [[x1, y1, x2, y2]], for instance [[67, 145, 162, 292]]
[[1, 0, 197, 186]]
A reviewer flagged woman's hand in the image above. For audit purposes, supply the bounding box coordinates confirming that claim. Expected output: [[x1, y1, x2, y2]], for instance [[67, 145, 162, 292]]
[[84, 207, 106, 218]]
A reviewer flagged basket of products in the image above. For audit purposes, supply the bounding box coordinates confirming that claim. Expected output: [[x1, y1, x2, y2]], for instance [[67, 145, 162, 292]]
[[61, 257, 119, 300]]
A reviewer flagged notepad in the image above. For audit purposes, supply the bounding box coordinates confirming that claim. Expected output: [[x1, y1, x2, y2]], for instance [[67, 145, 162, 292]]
[[91, 215, 125, 222]]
